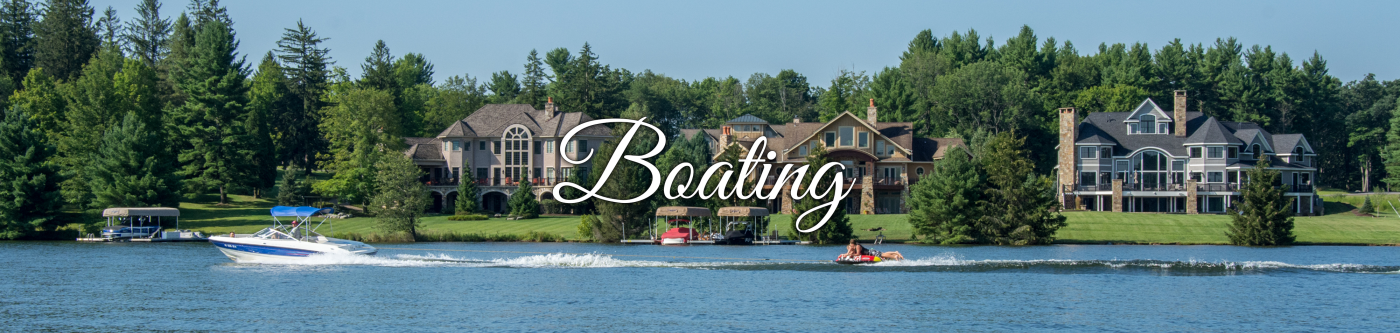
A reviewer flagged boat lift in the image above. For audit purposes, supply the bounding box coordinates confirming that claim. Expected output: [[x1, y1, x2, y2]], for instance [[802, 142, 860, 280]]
[[622, 206, 713, 244], [78, 207, 205, 242]]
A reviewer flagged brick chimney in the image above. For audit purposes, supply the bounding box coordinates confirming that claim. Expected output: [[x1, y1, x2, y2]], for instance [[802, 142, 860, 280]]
[[866, 99, 877, 125], [719, 126, 732, 150], [1058, 107, 1078, 207], [1174, 90, 1187, 137]]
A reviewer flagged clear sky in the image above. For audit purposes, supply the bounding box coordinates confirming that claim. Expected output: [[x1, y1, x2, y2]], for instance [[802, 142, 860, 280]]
[[91, 0, 1399, 85]]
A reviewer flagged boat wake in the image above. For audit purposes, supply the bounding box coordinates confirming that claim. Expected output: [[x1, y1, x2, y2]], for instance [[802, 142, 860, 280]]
[[231, 252, 1400, 275]]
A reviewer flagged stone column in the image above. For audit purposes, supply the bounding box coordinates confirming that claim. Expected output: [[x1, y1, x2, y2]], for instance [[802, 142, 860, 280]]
[[1058, 107, 1078, 209], [900, 167, 910, 214], [1185, 180, 1199, 214], [781, 185, 794, 214], [1111, 179, 1124, 212], [861, 174, 874, 214]]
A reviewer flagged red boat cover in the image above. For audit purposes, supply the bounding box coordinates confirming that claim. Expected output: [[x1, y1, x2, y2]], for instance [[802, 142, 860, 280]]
[[661, 227, 696, 239]]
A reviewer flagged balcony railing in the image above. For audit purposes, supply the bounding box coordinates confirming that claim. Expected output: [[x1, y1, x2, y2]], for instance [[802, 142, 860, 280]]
[[872, 177, 904, 186], [1076, 184, 1113, 191], [1287, 184, 1314, 193], [1196, 183, 1240, 192], [423, 177, 574, 187]]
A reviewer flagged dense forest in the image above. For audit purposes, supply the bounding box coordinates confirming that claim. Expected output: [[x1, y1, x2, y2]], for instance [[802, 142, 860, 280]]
[[2, 0, 1398, 239]]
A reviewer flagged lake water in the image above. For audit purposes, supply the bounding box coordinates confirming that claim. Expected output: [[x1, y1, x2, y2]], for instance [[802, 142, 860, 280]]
[[2, 241, 1397, 331]]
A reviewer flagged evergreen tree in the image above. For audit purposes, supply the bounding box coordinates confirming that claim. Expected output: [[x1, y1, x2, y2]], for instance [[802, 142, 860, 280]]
[[655, 130, 710, 208], [1226, 161, 1296, 245], [519, 49, 546, 108], [358, 40, 397, 92], [553, 43, 626, 119], [162, 12, 192, 104], [487, 70, 519, 103], [94, 5, 117, 45], [1359, 195, 1374, 214], [59, 47, 161, 208], [171, 21, 251, 204], [1380, 98, 1400, 191], [543, 47, 570, 81], [976, 132, 1066, 245], [370, 153, 428, 237], [122, 0, 170, 68], [789, 143, 854, 244], [816, 69, 868, 122], [85, 113, 181, 214], [33, 0, 98, 81], [508, 171, 539, 219], [0, 0, 36, 80], [0, 108, 62, 240], [245, 52, 287, 196], [274, 19, 331, 172], [455, 160, 478, 214], [587, 112, 658, 242], [393, 52, 433, 87], [908, 146, 981, 244], [186, 0, 229, 28], [276, 166, 300, 206]]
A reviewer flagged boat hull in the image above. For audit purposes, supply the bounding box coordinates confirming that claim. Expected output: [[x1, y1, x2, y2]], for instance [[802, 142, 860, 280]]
[[209, 237, 376, 263]]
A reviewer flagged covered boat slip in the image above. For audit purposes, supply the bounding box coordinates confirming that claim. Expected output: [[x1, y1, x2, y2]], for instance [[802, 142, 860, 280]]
[[622, 206, 809, 245], [78, 207, 206, 242]]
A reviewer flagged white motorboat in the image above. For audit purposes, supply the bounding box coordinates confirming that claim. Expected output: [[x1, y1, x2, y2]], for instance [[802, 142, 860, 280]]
[[208, 206, 376, 262]]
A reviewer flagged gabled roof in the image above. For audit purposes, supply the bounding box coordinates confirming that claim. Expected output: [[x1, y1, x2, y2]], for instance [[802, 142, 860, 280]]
[[1124, 98, 1172, 122], [1077, 111, 1207, 156], [1184, 117, 1243, 145], [781, 111, 911, 155], [1273, 134, 1308, 154], [726, 114, 768, 124], [912, 138, 967, 161], [440, 104, 610, 139]]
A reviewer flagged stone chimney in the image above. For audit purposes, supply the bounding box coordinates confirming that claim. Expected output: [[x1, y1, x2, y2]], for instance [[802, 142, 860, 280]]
[[866, 99, 877, 125], [544, 97, 558, 117], [1057, 107, 1078, 207], [1174, 90, 1187, 137]]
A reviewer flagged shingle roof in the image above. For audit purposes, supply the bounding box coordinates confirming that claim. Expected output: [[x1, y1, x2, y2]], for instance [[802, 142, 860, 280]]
[[403, 137, 443, 160], [440, 104, 610, 139], [913, 138, 967, 161], [1077, 111, 1208, 156], [1272, 134, 1304, 153], [1184, 117, 1243, 145]]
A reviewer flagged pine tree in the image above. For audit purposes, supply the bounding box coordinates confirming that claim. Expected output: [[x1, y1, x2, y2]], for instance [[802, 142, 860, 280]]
[[588, 114, 658, 242], [276, 166, 300, 206], [487, 70, 519, 103], [0, 0, 36, 80], [1359, 196, 1374, 214], [121, 0, 170, 68], [1226, 161, 1296, 245], [519, 49, 547, 108], [162, 12, 192, 104], [789, 143, 854, 244], [509, 171, 539, 219], [455, 160, 478, 214], [186, 0, 229, 29], [394, 52, 433, 87], [94, 6, 117, 45], [33, 0, 98, 81], [245, 52, 286, 196], [1380, 99, 1400, 191], [358, 40, 397, 92], [274, 19, 331, 173], [171, 21, 251, 204], [908, 146, 981, 244], [85, 113, 181, 214], [59, 47, 161, 208], [0, 108, 63, 240], [976, 132, 1066, 245], [370, 153, 428, 237]]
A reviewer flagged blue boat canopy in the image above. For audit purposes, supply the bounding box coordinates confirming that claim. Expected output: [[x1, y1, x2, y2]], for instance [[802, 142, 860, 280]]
[[271, 206, 329, 217]]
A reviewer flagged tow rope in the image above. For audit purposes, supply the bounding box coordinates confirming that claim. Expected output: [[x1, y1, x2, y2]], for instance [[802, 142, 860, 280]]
[[373, 247, 832, 263]]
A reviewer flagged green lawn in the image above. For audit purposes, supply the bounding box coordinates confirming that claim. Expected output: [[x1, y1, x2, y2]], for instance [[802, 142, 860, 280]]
[[163, 184, 1400, 245]]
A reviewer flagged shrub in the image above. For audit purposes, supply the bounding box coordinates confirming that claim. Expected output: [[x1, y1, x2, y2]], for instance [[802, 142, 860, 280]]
[[446, 214, 489, 221]]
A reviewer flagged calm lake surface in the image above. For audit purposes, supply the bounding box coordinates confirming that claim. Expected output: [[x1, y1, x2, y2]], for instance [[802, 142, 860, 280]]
[[1, 241, 1397, 332]]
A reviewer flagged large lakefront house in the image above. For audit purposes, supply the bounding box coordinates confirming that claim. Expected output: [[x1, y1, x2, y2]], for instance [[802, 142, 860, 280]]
[[681, 100, 965, 215], [403, 99, 611, 213], [1057, 90, 1321, 215]]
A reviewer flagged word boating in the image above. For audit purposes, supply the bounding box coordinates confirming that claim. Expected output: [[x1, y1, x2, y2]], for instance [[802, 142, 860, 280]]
[[553, 118, 853, 233]]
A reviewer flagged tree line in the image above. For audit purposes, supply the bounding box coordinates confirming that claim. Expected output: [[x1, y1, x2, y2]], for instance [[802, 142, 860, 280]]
[[0, 0, 1394, 239]]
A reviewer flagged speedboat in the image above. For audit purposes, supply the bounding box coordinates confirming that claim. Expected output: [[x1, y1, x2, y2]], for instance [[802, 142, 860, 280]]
[[208, 206, 376, 262], [660, 226, 696, 245]]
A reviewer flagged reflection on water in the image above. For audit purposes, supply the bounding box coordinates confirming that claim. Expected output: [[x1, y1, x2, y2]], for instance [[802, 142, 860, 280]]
[[2, 242, 1398, 331]]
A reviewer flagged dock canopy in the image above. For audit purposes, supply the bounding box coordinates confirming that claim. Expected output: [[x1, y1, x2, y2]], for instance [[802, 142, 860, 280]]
[[655, 206, 711, 217], [102, 207, 180, 217], [271, 206, 330, 217], [718, 207, 769, 217]]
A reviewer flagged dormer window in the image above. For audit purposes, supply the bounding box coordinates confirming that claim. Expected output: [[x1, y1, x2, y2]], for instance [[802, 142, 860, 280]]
[[1139, 115, 1155, 134], [1251, 144, 1262, 160]]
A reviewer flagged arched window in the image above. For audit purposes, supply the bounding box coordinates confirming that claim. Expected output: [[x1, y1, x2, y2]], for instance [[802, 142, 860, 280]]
[[502, 126, 532, 180], [1252, 144, 1262, 160], [1139, 115, 1156, 134]]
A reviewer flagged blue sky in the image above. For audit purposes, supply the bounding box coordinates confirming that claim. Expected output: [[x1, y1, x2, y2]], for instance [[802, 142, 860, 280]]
[[91, 0, 1398, 85]]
